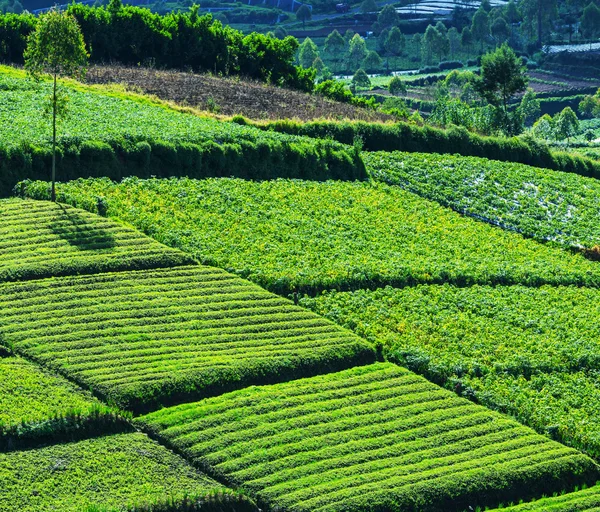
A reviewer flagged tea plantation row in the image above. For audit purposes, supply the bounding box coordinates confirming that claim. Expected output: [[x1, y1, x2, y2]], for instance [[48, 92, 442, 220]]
[[0, 264, 375, 413], [302, 285, 600, 458], [365, 151, 600, 249], [20, 177, 600, 295], [138, 364, 598, 512], [0, 199, 191, 282]]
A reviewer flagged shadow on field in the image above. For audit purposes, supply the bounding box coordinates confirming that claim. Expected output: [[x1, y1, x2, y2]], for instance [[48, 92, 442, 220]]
[[51, 204, 116, 251]]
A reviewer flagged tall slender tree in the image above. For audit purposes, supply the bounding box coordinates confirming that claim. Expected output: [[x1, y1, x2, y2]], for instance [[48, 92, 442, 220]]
[[24, 9, 88, 202]]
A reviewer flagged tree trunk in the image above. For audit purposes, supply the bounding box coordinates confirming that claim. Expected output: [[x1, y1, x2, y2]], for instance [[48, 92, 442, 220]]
[[51, 72, 57, 203]]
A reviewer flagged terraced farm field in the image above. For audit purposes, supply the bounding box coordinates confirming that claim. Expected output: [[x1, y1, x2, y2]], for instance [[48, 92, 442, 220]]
[[137, 363, 598, 512], [365, 151, 600, 248], [0, 265, 375, 412], [0, 432, 249, 512], [0, 199, 192, 282], [0, 356, 97, 429], [303, 285, 600, 457], [20, 177, 600, 294]]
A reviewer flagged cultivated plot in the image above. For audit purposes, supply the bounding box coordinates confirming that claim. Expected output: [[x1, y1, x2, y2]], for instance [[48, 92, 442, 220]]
[[0, 432, 248, 512], [137, 363, 599, 512], [0, 199, 192, 282], [365, 151, 600, 248], [303, 285, 600, 457], [0, 265, 375, 412], [21, 177, 600, 294]]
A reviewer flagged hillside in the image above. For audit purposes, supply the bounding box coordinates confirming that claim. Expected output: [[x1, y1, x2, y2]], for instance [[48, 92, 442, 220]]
[[86, 66, 392, 122]]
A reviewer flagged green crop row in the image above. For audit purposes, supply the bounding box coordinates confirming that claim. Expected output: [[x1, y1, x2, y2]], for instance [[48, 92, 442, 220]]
[[0, 265, 375, 413], [0, 70, 363, 196], [489, 483, 600, 511], [302, 284, 600, 458], [0, 432, 243, 512], [21, 177, 600, 294], [137, 363, 599, 512], [0, 199, 192, 282], [0, 355, 130, 451], [245, 117, 600, 179], [364, 151, 600, 249]]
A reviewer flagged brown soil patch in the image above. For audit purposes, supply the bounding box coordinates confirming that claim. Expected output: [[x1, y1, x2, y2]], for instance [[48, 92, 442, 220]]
[[85, 65, 393, 122]]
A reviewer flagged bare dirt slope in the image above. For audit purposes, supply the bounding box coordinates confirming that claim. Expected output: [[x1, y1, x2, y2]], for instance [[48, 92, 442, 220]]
[[86, 66, 392, 122]]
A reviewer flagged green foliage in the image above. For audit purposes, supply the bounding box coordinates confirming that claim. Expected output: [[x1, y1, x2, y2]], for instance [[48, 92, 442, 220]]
[[295, 4, 311, 26], [0, 356, 128, 450], [471, 7, 490, 48], [581, 2, 600, 42], [347, 33, 367, 70], [24, 9, 88, 82], [384, 27, 405, 56], [0, 433, 235, 512], [362, 50, 382, 72], [253, 118, 600, 179], [352, 68, 371, 88], [0, 5, 308, 91], [475, 43, 528, 115], [0, 199, 191, 282], [0, 263, 375, 412], [364, 151, 600, 249], [0, 70, 363, 195], [519, 88, 541, 126], [555, 106, 580, 141], [21, 176, 600, 295], [297, 37, 318, 69], [494, 483, 600, 510], [302, 285, 600, 458], [388, 76, 407, 95], [137, 363, 599, 512]]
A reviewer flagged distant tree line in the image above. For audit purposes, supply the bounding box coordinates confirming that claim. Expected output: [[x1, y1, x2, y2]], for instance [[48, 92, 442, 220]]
[[0, 0, 315, 91]]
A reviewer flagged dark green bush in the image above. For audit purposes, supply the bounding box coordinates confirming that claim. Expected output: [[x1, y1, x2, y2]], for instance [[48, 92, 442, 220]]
[[254, 119, 600, 179]]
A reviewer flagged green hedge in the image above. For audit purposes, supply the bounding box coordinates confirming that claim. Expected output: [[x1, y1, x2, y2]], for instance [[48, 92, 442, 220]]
[[248, 119, 600, 179], [1, 137, 364, 198]]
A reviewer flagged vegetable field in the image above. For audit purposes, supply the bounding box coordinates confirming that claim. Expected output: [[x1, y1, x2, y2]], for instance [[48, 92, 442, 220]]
[[365, 151, 600, 248], [0, 199, 192, 282], [0, 433, 242, 512], [20, 177, 600, 294], [137, 363, 599, 512], [0, 265, 374, 412], [302, 285, 600, 457]]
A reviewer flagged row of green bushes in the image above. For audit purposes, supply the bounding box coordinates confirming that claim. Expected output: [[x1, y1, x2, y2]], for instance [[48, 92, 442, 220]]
[[1, 136, 364, 197], [0, 1, 314, 91], [247, 119, 600, 179], [0, 407, 131, 452]]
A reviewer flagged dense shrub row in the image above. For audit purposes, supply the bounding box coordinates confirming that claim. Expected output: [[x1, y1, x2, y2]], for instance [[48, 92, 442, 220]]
[[0, 2, 313, 90], [248, 118, 600, 178], [364, 151, 600, 249], [302, 284, 600, 458], [22, 177, 600, 295], [0, 71, 363, 196], [137, 363, 599, 512], [0, 265, 375, 413], [0, 355, 128, 451], [0, 433, 236, 512], [0, 199, 192, 282]]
